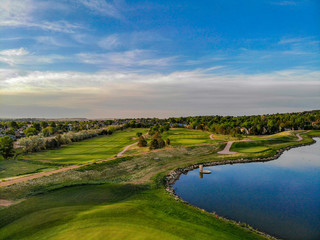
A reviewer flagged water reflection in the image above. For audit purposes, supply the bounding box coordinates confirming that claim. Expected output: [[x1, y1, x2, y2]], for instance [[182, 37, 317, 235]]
[[174, 138, 320, 240]]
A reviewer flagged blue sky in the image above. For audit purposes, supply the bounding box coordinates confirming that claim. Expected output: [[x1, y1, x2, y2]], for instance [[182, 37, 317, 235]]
[[0, 0, 319, 118]]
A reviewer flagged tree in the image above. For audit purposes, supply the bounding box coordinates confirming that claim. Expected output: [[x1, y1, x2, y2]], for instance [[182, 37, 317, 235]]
[[42, 126, 54, 137], [136, 132, 143, 137], [166, 138, 171, 145], [138, 136, 147, 147], [40, 121, 48, 129], [9, 121, 18, 129], [33, 122, 41, 131], [0, 136, 14, 159], [149, 138, 159, 150], [24, 127, 38, 137], [5, 128, 15, 135]]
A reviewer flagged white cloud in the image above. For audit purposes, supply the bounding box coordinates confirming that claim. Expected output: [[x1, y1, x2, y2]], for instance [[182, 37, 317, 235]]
[[0, 68, 319, 118], [98, 34, 121, 50], [0, 48, 29, 56], [79, 0, 124, 19], [98, 31, 170, 50], [0, 0, 82, 33], [0, 48, 68, 66], [77, 49, 178, 67]]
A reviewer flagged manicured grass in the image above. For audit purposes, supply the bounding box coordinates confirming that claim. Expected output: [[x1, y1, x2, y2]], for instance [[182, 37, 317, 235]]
[[21, 128, 147, 165], [0, 130, 314, 240], [125, 128, 216, 155], [161, 128, 212, 146], [0, 160, 54, 179], [0, 184, 265, 240], [306, 130, 320, 137]]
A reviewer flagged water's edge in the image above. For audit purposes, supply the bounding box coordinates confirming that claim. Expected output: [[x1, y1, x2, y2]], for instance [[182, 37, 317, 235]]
[[165, 139, 316, 240]]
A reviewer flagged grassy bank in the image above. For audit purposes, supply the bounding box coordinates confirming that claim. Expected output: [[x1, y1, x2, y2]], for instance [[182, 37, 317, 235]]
[[0, 130, 318, 239], [0, 184, 265, 240]]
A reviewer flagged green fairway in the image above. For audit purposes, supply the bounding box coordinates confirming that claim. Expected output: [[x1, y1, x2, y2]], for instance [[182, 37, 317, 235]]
[[125, 128, 215, 155], [306, 130, 320, 137], [0, 184, 265, 240], [0, 160, 54, 179], [21, 128, 147, 165], [162, 128, 212, 146], [231, 142, 270, 153], [0, 130, 315, 240]]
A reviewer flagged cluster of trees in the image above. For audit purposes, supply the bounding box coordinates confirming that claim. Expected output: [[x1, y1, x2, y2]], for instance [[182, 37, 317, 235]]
[[136, 127, 171, 150], [177, 110, 320, 135], [0, 136, 14, 159], [17, 126, 117, 154]]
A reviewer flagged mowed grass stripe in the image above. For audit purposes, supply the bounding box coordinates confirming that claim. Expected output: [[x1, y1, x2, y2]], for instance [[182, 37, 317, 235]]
[[22, 128, 147, 165]]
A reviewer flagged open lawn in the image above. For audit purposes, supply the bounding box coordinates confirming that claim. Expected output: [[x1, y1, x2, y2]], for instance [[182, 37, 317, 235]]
[[0, 130, 315, 240], [0, 184, 264, 240], [125, 128, 220, 155], [0, 160, 55, 179], [305, 130, 320, 137], [20, 128, 147, 165]]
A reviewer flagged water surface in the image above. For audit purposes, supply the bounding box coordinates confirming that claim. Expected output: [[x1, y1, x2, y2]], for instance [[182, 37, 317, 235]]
[[173, 139, 320, 240]]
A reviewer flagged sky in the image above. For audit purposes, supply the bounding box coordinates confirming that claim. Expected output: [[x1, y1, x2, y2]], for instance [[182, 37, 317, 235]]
[[0, 0, 319, 118]]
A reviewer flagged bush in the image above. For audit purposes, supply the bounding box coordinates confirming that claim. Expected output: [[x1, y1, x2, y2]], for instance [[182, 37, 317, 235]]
[[0, 136, 14, 159], [138, 136, 147, 147]]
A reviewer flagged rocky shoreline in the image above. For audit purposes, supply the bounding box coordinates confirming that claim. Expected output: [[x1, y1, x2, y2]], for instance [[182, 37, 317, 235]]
[[165, 139, 316, 240]]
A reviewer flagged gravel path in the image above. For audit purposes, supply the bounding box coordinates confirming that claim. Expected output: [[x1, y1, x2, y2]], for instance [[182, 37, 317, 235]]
[[218, 132, 305, 155], [116, 142, 138, 157], [218, 141, 238, 155], [0, 141, 139, 188]]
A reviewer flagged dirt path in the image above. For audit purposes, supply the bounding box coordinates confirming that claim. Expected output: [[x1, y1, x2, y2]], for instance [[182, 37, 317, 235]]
[[117, 142, 138, 157], [218, 132, 305, 155], [0, 141, 139, 188], [296, 133, 303, 141], [218, 141, 238, 155], [209, 134, 214, 140]]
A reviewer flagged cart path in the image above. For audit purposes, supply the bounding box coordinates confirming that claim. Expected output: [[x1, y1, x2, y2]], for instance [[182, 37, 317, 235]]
[[117, 142, 138, 157], [218, 132, 305, 155], [0, 132, 306, 187], [0, 141, 139, 188]]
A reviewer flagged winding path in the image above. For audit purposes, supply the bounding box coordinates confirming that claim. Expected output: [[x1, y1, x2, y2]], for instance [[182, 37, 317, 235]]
[[217, 132, 304, 155], [0, 141, 139, 188], [218, 141, 238, 155], [117, 142, 138, 157], [209, 134, 214, 140]]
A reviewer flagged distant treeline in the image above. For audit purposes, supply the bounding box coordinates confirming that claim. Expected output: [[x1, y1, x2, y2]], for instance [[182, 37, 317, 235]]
[[166, 110, 320, 135], [17, 126, 118, 154]]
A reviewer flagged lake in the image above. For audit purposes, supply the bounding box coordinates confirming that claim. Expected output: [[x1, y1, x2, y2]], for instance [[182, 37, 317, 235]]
[[173, 139, 320, 240]]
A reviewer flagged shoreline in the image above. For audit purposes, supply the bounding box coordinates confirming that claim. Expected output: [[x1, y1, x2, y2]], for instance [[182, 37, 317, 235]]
[[165, 137, 316, 240]]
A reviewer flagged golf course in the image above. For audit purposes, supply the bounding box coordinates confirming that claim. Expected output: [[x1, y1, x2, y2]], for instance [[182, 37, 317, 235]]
[[0, 128, 319, 240]]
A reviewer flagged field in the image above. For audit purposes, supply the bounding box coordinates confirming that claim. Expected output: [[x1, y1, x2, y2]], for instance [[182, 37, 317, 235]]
[[0, 129, 318, 240], [0, 160, 55, 179], [125, 128, 221, 155], [0, 184, 264, 240], [21, 128, 147, 165]]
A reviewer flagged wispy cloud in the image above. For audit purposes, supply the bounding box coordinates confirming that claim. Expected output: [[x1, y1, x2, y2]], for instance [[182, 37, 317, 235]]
[[98, 31, 170, 50], [0, 0, 82, 33], [98, 34, 121, 50], [1, 68, 319, 118], [79, 0, 124, 19], [0, 48, 68, 66], [77, 49, 178, 68]]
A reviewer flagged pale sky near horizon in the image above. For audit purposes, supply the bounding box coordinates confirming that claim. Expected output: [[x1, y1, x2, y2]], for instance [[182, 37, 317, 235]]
[[0, 0, 319, 118]]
